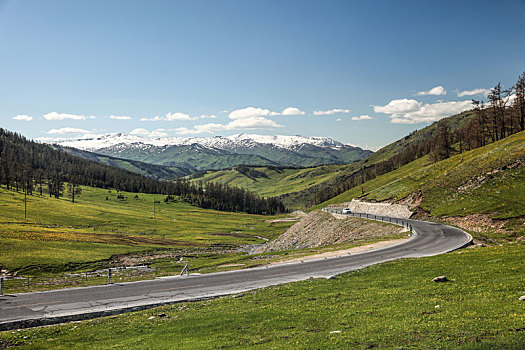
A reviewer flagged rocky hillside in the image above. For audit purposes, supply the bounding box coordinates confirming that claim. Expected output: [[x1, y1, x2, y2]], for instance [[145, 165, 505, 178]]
[[254, 210, 405, 253]]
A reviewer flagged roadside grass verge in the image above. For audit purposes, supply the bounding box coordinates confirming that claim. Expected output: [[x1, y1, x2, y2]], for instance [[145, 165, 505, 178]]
[[1, 244, 523, 349]]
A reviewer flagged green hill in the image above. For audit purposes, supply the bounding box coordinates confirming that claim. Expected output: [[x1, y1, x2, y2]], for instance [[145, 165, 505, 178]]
[[189, 164, 347, 199], [321, 130, 525, 240]]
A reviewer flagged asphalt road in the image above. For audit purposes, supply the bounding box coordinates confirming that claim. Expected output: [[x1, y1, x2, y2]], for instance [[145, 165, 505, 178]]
[[0, 213, 472, 330]]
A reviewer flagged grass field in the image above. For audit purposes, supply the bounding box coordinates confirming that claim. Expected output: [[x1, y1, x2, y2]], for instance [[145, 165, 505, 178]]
[[1, 243, 523, 349], [0, 185, 293, 275]]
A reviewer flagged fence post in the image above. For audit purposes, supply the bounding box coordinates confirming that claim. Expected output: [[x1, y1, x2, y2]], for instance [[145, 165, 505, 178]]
[[179, 262, 189, 276], [1, 277, 3, 295], [108, 268, 112, 284], [27, 277, 30, 288], [85, 271, 88, 282]]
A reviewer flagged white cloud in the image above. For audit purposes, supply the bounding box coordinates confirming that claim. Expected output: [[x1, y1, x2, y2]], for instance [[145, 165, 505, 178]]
[[165, 112, 192, 121], [228, 117, 283, 129], [140, 112, 216, 121], [280, 107, 305, 116], [195, 114, 217, 119], [109, 115, 132, 120], [389, 100, 473, 124], [351, 115, 373, 121], [170, 106, 286, 135], [140, 112, 190, 121], [43, 112, 89, 120], [47, 127, 90, 134], [129, 128, 150, 135], [130, 128, 168, 137], [416, 86, 447, 96], [313, 108, 351, 115], [13, 114, 33, 121], [228, 107, 279, 120], [457, 88, 491, 97], [172, 117, 283, 135], [373, 99, 421, 114], [172, 123, 228, 135]]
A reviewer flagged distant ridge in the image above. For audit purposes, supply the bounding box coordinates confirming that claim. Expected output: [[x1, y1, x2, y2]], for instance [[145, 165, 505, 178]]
[[50, 133, 353, 151], [49, 133, 372, 170]]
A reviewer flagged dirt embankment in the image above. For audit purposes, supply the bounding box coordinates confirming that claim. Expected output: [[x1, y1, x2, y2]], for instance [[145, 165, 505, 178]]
[[252, 210, 406, 253]]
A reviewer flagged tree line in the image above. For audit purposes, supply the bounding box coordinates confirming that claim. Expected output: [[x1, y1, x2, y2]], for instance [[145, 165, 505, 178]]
[[307, 72, 525, 206], [0, 129, 286, 215]]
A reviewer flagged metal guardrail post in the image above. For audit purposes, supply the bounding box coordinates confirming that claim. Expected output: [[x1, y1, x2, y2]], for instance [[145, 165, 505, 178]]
[[108, 268, 112, 284], [0, 277, 3, 295], [27, 277, 30, 288]]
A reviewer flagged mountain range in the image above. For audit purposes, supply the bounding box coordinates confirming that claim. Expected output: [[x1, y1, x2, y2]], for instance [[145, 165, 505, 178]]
[[50, 133, 372, 172]]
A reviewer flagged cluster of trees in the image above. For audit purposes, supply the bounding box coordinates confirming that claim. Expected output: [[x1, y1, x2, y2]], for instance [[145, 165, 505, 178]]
[[431, 74, 525, 162], [307, 73, 525, 206], [455, 76, 525, 154], [167, 180, 285, 214], [234, 165, 269, 180], [0, 129, 286, 214]]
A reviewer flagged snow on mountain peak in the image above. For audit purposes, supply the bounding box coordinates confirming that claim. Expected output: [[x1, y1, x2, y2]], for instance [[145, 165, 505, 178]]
[[51, 133, 348, 152], [226, 133, 344, 148]]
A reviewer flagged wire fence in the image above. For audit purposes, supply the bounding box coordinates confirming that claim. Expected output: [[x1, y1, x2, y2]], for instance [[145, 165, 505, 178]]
[[0, 263, 189, 295]]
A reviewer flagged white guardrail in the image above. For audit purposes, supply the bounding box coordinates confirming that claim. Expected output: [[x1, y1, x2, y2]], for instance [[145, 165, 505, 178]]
[[322, 207, 416, 236]]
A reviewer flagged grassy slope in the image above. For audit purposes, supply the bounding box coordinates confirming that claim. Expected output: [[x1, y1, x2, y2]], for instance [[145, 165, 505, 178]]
[[0, 186, 293, 273], [2, 244, 523, 349], [190, 164, 347, 198], [320, 130, 525, 236]]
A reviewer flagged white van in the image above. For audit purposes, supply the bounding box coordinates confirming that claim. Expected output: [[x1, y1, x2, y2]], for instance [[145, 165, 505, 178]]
[[342, 208, 351, 214]]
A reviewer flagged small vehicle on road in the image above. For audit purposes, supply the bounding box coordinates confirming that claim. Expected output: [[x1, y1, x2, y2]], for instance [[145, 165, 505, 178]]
[[342, 208, 351, 214]]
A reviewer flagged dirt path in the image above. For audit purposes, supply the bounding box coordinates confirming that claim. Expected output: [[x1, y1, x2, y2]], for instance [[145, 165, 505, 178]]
[[269, 237, 410, 265]]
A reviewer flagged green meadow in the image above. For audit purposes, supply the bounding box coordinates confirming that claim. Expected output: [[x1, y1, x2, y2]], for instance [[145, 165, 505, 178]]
[[0, 185, 293, 275]]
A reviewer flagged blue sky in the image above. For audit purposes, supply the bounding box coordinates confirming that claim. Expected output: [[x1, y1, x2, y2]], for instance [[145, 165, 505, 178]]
[[1, 0, 524, 150]]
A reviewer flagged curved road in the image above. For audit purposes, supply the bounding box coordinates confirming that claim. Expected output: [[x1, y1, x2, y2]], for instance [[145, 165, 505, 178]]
[[0, 211, 471, 330]]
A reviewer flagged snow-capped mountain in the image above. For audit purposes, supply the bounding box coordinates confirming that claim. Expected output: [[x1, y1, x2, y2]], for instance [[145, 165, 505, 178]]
[[50, 133, 372, 170], [53, 133, 345, 151]]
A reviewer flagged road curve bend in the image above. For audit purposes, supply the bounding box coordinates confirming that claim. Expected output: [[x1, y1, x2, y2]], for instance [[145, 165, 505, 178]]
[[0, 210, 472, 330]]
